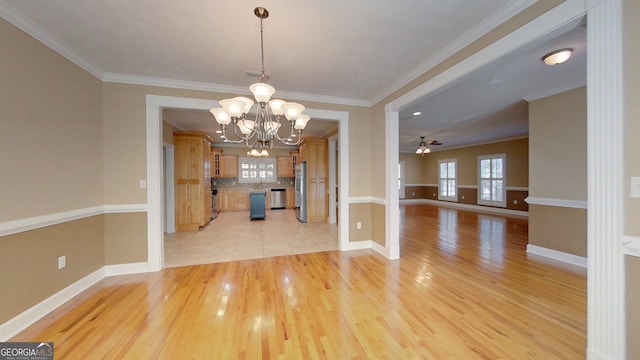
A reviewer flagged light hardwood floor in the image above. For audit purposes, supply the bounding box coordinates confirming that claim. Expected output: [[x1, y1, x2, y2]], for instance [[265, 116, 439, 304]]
[[11, 204, 586, 359], [164, 209, 338, 268]]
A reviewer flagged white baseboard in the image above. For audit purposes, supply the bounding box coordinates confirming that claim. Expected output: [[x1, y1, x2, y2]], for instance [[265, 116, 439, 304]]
[[0, 267, 105, 341], [0, 262, 150, 341], [344, 240, 389, 258], [105, 262, 150, 277], [526, 244, 587, 268], [370, 241, 387, 257], [345, 240, 373, 251], [400, 198, 528, 218], [623, 235, 640, 258]]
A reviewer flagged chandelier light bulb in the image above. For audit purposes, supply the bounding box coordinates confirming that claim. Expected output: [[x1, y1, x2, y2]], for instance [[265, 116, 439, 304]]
[[210, 108, 231, 125], [294, 114, 310, 130], [282, 102, 305, 121], [233, 96, 254, 114], [237, 120, 255, 135], [268, 99, 286, 116], [250, 83, 276, 103], [219, 98, 247, 118]]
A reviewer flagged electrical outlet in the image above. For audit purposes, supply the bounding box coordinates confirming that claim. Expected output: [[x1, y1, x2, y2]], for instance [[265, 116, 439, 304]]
[[412, 192, 415, 196], [356, 221, 362, 230], [461, 195, 465, 200], [139, 180, 147, 189], [58, 255, 66, 269], [433, 193, 436, 196], [513, 199, 518, 204]]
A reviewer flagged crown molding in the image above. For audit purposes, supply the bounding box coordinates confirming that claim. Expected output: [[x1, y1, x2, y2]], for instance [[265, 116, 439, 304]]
[[103, 73, 370, 107], [0, 0, 103, 79], [369, 0, 538, 105], [1, 0, 535, 109]]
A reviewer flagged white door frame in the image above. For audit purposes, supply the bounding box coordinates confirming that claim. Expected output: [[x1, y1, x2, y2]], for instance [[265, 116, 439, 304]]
[[146, 96, 350, 270], [385, 0, 625, 357], [163, 143, 175, 234], [398, 160, 405, 199], [328, 133, 338, 224]]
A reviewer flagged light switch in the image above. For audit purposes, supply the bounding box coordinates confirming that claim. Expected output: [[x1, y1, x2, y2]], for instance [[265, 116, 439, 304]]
[[631, 177, 640, 198], [139, 180, 147, 189]]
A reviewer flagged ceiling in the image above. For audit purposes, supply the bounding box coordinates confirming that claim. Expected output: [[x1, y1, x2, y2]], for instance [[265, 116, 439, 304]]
[[0, 1, 585, 150]]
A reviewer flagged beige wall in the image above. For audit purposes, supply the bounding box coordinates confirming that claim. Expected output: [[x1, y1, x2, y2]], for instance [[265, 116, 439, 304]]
[[348, 203, 384, 247], [0, 216, 104, 324], [104, 213, 148, 264], [0, 18, 107, 324], [102, 83, 371, 204], [529, 87, 586, 200], [162, 120, 176, 145], [0, 18, 104, 221], [528, 205, 586, 256], [349, 203, 373, 243], [419, 138, 528, 187], [399, 153, 425, 184], [624, 0, 640, 357], [527, 87, 586, 257]]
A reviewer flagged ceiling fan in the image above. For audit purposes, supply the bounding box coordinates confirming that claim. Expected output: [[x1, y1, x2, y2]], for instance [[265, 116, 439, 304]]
[[415, 136, 442, 155]]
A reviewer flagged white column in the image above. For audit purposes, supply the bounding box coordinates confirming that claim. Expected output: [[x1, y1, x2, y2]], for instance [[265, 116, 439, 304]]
[[586, 0, 625, 358]]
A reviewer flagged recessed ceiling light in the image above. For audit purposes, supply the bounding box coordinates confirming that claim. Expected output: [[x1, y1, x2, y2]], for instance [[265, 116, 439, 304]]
[[542, 48, 573, 66], [412, 111, 422, 116]]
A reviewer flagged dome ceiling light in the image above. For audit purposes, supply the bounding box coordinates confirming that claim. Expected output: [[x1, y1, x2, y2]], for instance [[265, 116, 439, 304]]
[[542, 48, 574, 66]]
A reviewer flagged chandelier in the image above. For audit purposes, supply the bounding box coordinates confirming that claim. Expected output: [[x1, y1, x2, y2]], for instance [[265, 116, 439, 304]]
[[209, 7, 310, 157]]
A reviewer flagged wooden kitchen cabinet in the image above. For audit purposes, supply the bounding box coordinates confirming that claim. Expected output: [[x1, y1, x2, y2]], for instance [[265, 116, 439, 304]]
[[211, 148, 222, 178], [217, 189, 249, 212], [290, 151, 299, 173], [299, 138, 328, 222], [220, 155, 238, 177], [174, 132, 212, 231], [286, 188, 295, 209], [277, 156, 293, 177]]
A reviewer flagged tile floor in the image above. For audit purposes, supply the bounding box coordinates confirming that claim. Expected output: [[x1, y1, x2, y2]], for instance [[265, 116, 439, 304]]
[[164, 209, 339, 268]]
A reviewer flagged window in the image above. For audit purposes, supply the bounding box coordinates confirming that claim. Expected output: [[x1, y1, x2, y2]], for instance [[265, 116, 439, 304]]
[[478, 154, 506, 207], [438, 159, 457, 201], [238, 157, 276, 184], [398, 161, 405, 199]]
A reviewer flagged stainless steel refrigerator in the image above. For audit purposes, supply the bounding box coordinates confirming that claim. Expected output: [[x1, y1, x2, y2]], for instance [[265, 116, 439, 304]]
[[294, 162, 307, 223]]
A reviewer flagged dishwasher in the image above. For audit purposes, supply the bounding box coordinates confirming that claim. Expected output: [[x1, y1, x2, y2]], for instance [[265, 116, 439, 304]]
[[270, 188, 286, 210]]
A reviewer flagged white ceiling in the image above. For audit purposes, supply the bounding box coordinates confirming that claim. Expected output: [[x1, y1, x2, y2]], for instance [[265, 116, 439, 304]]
[[0, 0, 585, 150]]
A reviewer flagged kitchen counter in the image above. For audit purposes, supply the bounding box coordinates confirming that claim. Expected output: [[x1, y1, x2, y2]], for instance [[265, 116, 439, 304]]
[[215, 187, 295, 212]]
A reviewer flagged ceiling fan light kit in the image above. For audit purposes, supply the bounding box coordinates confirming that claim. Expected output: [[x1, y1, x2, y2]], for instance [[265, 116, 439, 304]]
[[209, 7, 311, 157], [542, 48, 573, 66], [415, 136, 442, 156]]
